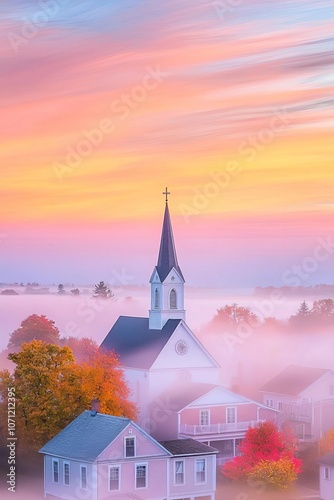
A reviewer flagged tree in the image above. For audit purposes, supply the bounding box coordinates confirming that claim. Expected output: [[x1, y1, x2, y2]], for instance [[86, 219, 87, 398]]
[[7, 314, 60, 351], [222, 421, 301, 486], [0, 340, 137, 452], [311, 299, 334, 324], [93, 281, 113, 299], [70, 288, 80, 295], [60, 336, 99, 364], [247, 457, 299, 490], [289, 301, 311, 330], [319, 428, 334, 456], [57, 284, 66, 295], [208, 303, 259, 332], [0, 341, 82, 451], [79, 350, 137, 419]]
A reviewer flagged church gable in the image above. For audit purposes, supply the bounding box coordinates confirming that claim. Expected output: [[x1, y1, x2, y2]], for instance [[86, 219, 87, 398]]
[[151, 322, 219, 371]]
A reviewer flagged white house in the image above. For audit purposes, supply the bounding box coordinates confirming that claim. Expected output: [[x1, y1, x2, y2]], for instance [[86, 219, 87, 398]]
[[39, 409, 218, 500], [260, 365, 334, 442], [318, 451, 334, 500]]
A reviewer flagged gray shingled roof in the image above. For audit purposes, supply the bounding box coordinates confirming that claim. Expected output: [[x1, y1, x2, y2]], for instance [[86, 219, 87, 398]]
[[39, 411, 130, 461], [155, 203, 184, 282], [318, 451, 334, 466], [100, 316, 181, 368], [260, 365, 330, 396], [160, 439, 218, 456]]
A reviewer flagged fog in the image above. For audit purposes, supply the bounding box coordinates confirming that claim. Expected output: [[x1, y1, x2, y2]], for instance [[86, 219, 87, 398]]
[[1, 287, 332, 398]]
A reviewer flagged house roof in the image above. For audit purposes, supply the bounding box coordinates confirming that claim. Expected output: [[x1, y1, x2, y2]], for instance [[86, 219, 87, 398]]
[[155, 202, 184, 282], [160, 439, 218, 456], [318, 451, 334, 466], [259, 365, 330, 396], [39, 411, 131, 461], [100, 316, 181, 369], [154, 382, 276, 413]]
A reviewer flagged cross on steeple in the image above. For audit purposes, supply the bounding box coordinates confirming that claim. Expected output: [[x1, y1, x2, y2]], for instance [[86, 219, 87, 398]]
[[163, 187, 170, 204]]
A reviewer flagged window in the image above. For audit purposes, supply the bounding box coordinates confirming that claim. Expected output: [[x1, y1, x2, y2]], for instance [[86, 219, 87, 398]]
[[175, 460, 184, 485], [200, 410, 210, 426], [80, 466, 87, 489], [266, 399, 273, 408], [324, 467, 331, 480], [52, 459, 59, 484], [125, 437, 135, 457], [154, 288, 159, 309], [226, 407, 236, 424], [136, 464, 147, 488], [109, 466, 120, 491], [278, 401, 283, 411], [195, 459, 206, 483], [63, 462, 70, 486], [170, 289, 177, 309]]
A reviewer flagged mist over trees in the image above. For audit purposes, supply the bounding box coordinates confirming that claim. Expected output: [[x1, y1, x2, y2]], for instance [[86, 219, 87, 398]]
[[203, 299, 334, 335]]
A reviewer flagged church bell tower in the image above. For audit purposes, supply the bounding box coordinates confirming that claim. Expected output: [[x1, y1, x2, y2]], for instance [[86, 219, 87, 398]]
[[149, 188, 185, 330]]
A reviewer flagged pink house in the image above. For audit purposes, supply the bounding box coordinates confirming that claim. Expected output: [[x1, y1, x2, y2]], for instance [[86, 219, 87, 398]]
[[149, 383, 278, 465], [40, 409, 218, 500], [260, 365, 334, 443]]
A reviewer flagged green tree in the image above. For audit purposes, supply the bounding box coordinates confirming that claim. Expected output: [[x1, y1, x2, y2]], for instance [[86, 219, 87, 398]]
[[7, 314, 60, 351], [70, 288, 80, 295], [93, 281, 113, 299]]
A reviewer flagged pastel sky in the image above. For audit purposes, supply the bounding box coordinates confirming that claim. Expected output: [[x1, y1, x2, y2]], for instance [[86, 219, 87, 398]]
[[1, 0, 334, 287]]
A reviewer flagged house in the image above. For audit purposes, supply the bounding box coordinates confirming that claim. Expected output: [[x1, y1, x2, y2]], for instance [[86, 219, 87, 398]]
[[260, 365, 334, 442], [100, 196, 221, 432], [318, 451, 334, 500], [39, 409, 218, 500], [149, 382, 278, 465]]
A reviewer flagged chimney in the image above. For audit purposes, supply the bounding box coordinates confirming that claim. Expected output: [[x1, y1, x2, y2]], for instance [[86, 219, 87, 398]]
[[91, 398, 100, 416]]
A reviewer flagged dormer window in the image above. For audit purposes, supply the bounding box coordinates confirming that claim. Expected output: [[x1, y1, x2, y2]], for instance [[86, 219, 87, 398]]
[[170, 289, 177, 309], [154, 289, 159, 309]]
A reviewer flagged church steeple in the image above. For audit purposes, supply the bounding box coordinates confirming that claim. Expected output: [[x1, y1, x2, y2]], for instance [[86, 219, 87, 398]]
[[156, 201, 185, 283], [149, 189, 185, 330]]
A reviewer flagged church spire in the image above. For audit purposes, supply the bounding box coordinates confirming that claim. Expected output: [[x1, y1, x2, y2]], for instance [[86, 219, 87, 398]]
[[156, 192, 184, 282], [149, 190, 185, 329]]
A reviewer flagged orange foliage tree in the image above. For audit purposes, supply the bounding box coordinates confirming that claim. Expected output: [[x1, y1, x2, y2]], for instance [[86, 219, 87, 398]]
[[0, 340, 137, 452]]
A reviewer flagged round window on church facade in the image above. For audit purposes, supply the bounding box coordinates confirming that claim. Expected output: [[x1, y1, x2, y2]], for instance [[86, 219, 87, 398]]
[[175, 339, 188, 355]]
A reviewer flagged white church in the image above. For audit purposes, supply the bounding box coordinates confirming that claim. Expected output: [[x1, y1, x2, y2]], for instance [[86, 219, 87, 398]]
[[100, 191, 277, 457]]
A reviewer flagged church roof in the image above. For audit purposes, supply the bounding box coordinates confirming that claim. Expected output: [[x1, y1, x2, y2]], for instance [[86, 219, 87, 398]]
[[259, 365, 331, 396], [155, 202, 184, 282], [100, 316, 181, 369]]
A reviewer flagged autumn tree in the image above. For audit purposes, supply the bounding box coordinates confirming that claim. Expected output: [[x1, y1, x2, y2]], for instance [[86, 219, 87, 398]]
[[93, 281, 114, 299], [222, 421, 301, 488], [7, 314, 60, 351], [247, 457, 299, 490], [60, 336, 99, 364], [0, 340, 137, 452], [319, 428, 334, 456]]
